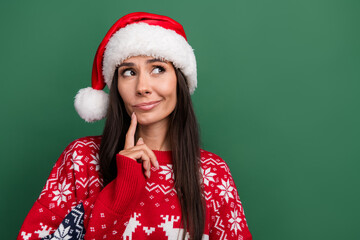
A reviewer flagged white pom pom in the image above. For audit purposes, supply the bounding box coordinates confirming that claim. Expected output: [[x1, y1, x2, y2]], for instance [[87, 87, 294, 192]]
[[74, 87, 109, 122]]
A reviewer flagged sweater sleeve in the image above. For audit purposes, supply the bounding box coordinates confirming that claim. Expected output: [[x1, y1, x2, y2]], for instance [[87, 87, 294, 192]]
[[84, 154, 146, 240], [17, 136, 146, 240], [208, 156, 252, 240]]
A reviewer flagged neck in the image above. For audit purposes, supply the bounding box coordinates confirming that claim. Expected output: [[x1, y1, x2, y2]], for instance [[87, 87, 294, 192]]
[[136, 118, 171, 151]]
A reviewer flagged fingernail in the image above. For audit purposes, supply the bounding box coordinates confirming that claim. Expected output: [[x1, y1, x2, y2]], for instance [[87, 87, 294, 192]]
[[155, 161, 159, 169], [131, 112, 134, 119], [147, 171, 151, 178], [139, 137, 143, 143]]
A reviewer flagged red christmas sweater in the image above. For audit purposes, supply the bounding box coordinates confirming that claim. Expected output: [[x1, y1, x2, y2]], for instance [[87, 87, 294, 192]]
[[18, 136, 252, 240]]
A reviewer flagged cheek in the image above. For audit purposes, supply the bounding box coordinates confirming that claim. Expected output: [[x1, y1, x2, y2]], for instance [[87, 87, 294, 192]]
[[117, 85, 133, 115], [160, 71, 177, 93], [160, 84, 176, 97], [159, 77, 177, 106]]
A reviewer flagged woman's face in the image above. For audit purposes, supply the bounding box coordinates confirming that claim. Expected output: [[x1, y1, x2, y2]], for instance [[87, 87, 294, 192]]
[[117, 55, 177, 126]]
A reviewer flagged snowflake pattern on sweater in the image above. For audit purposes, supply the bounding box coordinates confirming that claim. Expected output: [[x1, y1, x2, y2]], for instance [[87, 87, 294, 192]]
[[18, 136, 252, 240]]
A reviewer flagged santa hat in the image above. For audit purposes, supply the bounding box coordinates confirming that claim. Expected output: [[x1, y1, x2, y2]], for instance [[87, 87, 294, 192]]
[[74, 12, 197, 122]]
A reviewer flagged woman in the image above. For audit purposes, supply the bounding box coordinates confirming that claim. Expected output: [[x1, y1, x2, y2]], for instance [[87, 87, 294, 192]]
[[18, 12, 252, 240]]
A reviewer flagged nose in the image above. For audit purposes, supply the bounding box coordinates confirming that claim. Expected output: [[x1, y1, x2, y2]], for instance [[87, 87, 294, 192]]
[[136, 72, 152, 96]]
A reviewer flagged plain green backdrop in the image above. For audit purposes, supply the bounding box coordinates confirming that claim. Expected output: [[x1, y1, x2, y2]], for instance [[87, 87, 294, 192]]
[[1, 0, 359, 239]]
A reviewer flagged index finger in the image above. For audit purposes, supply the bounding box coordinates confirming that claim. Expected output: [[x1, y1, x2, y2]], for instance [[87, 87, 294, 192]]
[[124, 112, 137, 149]]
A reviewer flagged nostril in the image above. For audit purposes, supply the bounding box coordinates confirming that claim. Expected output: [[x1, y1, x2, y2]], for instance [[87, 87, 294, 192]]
[[136, 89, 151, 96]]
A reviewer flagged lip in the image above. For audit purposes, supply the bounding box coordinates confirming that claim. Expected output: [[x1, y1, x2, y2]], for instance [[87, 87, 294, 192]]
[[133, 100, 162, 111]]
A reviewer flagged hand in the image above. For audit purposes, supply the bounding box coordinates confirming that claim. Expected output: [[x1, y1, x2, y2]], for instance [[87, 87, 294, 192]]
[[118, 112, 159, 178]]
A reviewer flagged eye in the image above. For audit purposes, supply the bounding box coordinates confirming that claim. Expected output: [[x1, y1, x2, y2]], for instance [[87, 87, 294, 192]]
[[121, 69, 135, 77], [152, 66, 165, 74]]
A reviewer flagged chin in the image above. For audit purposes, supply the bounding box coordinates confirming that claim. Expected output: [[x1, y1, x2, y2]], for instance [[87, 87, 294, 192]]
[[136, 113, 157, 125], [136, 112, 169, 126]]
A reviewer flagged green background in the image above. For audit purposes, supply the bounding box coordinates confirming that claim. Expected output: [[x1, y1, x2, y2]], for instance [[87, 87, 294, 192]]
[[1, 0, 359, 239]]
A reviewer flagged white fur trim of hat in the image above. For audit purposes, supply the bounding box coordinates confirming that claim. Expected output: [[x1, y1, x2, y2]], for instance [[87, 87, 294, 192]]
[[103, 22, 197, 94]]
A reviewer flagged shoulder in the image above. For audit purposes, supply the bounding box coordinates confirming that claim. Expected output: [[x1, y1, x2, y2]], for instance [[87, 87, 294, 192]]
[[59, 136, 102, 158], [37, 136, 104, 212], [57, 135, 103, 179], [63, 135, 102, 154], [199, 149, 240, 208], [199, 149, 235, 195], [199, 148, 231, 176]]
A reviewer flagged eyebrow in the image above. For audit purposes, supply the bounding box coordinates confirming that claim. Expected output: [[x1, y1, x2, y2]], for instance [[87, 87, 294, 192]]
[[117, 58, 166, 68], [146, 58, 166, 64]]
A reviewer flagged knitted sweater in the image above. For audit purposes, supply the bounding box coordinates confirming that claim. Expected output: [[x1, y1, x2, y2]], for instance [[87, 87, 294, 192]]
[[18, 136, 252, 240]]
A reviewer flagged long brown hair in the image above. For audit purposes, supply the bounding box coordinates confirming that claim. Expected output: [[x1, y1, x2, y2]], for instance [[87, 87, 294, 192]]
[[99, 67, 205, 240]]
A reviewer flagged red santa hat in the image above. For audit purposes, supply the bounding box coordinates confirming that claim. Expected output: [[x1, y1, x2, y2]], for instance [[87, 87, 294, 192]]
[[74, 12, 197, 122]]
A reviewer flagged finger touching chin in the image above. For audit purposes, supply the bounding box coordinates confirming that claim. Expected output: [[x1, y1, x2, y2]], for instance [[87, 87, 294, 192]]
[[135, 114, 157, 126]]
